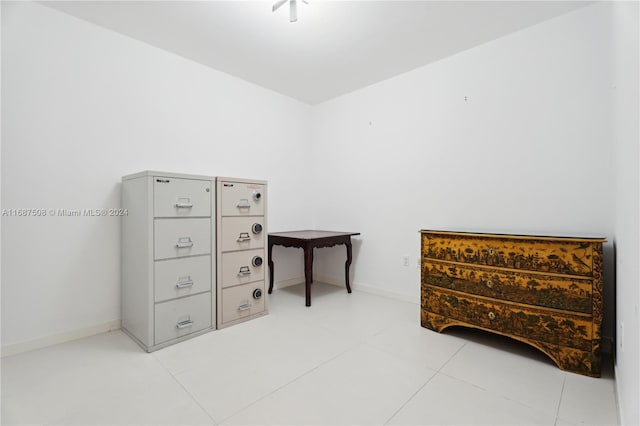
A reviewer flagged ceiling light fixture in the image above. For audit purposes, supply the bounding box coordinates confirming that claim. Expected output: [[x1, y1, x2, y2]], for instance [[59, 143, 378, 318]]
[[272, 0, 308, 23]]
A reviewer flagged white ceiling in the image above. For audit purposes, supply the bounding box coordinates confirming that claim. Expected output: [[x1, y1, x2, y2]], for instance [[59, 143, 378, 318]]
[[44, 1, 591, 105]]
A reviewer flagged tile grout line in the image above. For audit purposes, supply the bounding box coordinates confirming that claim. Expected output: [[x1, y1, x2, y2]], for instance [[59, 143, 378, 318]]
[[438, 368, 561, 418], [435, 362, 567, 422], [152, 353, 219, 426], [435, 335, 569, 420], [217, 342, 359, 424], [382, 371, 437, 425], [554, 374, 567, 426], [383, 341, 469, 425], [434, 340, 469, 373]]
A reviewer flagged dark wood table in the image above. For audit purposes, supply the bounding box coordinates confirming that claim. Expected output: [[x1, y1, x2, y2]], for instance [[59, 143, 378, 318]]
[[268, 230, 360, 306]]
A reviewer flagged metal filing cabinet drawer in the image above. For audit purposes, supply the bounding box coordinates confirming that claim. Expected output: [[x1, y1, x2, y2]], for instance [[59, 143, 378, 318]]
[[154, 218, 211, 260], [154, 177, 212, 218], [220, 217, 265, 252], [154, 255, 212, 303], [220, 282, 266, 324], [154, 292, 212, 345], [220, 249, 265, 289], [219, 181, 265, 216]]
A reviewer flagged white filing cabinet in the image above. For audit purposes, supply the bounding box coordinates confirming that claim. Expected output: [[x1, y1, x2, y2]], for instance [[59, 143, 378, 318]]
[[216, 177, 268, 328], [121, 171, 216, 351]]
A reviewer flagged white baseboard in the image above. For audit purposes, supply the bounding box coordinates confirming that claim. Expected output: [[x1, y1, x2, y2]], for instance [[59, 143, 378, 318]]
[[1, 320, 121, 358], [305, 275, 419, 305], [273, 277, 306, 290], [352, 282, 419, 305]]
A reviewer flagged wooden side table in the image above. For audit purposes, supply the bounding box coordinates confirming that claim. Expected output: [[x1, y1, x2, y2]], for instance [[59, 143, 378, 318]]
[[268, 230, 360, 306]]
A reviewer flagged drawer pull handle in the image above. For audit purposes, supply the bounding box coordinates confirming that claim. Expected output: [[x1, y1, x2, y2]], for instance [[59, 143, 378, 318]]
[[175, 202, 193, 208], [176, 279, 194, 289], [238, 302, 251, 311], [486, 280, 493, 288], [176, 319, 193, 329], [237, 232, 251, 242], [237, 199, 251, 209], [238, 266, 252, 276], [176, 237, 194, 248], [488, 312, 496, 321]]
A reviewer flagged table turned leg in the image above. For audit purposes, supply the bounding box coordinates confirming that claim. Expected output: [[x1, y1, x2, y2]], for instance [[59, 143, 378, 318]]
[[304, 245, 313, 306], [268, 240, 275, 294], [310, 248, 314, 285], [345, 239, 353, 293]]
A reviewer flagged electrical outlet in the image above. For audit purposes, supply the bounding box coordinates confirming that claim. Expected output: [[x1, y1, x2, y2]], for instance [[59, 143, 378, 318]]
[[402, 255, 409, 267]]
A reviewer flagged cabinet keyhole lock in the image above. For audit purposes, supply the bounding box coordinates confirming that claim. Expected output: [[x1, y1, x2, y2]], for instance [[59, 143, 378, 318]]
[[252, 256, 263, 267], [253, 191, 262, 201], [252, 223, 263, 234], [253, 288, 263, 299]]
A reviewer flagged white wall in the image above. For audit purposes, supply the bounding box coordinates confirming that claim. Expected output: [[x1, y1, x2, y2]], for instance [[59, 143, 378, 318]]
[[2, 9, 636, 424], [310, 3, 616, 341], [612, 2, 640, 424], [1, 2, 312, 351]]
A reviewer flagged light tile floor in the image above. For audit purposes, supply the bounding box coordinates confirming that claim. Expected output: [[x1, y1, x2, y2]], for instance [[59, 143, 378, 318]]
[[2, 282, 619, 425]]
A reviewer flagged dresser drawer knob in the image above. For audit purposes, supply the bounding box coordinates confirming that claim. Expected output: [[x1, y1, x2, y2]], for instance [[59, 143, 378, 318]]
[[488, 312, 496, 321], [175, 237, 194, 248], [237, 232, 251, 242], [238, 266, 252, 276], [176, 319, 193, 329], [486, 280, 493, 288], [175, 278, 194, 289]]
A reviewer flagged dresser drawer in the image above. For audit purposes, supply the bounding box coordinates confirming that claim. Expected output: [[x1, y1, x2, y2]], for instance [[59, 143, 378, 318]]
[[220, 217, 265, 252], [422, 259, 593, 314], [220, 282, 266, 324], [154, 255, 212, 302], [154, 218, 211, 260], [422, 286, 593, 351], [220, 249, 265, 289], [154, 177, 211, 218], [154, 292, 212, 345], [219, 180, 265, 216], [422, 233, 595, 277]]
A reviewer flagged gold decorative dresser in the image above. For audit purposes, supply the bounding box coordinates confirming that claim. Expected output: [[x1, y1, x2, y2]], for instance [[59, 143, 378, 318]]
[[420, 230, 606, 377]]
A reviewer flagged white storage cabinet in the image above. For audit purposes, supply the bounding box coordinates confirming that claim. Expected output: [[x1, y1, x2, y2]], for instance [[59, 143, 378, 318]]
[[216, 177, 268, 328], [121, 171, 216, 351]]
